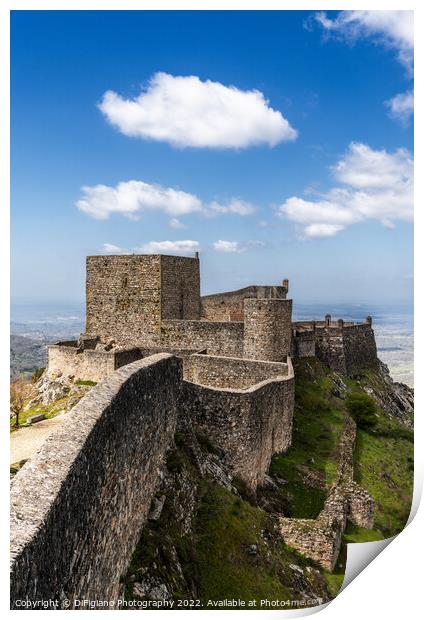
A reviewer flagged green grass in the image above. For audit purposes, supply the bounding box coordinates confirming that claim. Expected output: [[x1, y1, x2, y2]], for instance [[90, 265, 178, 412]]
[[10, 395, 71, 432], [75, 379, 97, 387], [344, 368, 413, 537], [10, 459, 27, 475], [354, 428, 413, 537], [264, 358, 345, 518], [186, 483, 285, 603], [323, 524, 385, 597], [270, 358, 414, 538], [124, 445, 330, 608], [178, 481, 319, 607], [343, 524, 385, 544]]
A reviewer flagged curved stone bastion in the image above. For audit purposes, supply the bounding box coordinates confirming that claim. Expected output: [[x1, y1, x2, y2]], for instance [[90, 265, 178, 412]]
[[182, 353, 295, 489], [10, 354, 181, 608]]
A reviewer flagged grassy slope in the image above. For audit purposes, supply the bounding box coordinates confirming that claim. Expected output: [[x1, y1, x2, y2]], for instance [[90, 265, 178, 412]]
[[10, 381, 96, 432], [264, 358, 413, 596], [124, 449, 328, 608], [124, 357, 413, 604], [10, 395, 71, 432], [265, 359, 345, 518], [354, 430, 413, 536], [180, 482, 293, 605], [272, 358, 413, 536]]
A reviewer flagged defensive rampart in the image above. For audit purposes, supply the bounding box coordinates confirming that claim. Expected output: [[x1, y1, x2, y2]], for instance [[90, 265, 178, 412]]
[[292, 318, 378, 375], [10, 354, 181, 608], [183, 353, 289, 389], [182, 355, 295, 489], [160, 319, 244, 357], [47, 342, 144, 382], [201, 284, 288, 321]]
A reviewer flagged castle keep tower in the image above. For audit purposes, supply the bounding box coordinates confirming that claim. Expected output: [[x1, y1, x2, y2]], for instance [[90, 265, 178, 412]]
[[85, 254, 200, 346], [243, 295, 293, 362]]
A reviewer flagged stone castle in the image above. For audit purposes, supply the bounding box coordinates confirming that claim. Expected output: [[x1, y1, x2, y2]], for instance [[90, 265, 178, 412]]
[[48, 252, 377, 383], [10, 253, 378, 607]]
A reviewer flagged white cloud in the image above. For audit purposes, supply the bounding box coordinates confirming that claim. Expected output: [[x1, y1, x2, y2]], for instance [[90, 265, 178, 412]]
[[332, 142, 412, 190], [213, 240, 242, 253], [169, 217, 186, 229], [303, 223, 345, 238], [208, 199, 256, 216], [76, 180, 203, 220], [98, 72, 297, 149], [279, 142, 413, 238], [212, 239, 265, 253], [385, 90, 414, 124], [77, 179, 257, 222], [101, 243, 129, 254], [315, 10, 413, 70], [136, 240, 200, 254]]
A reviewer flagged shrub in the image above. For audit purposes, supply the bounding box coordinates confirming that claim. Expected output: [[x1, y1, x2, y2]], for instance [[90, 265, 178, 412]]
[[346, 393, 378, 429], [31, 367, 45, 383], [166, 448, 184, 473]]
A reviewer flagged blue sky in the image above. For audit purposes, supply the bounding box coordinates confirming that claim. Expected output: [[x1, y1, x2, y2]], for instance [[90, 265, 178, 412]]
[[11, 10, 413, 304]]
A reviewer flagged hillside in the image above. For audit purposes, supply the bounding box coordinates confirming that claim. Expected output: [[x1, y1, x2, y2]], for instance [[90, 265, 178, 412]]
[[10, 335, 48, 380], [121, 357, 413, 607]]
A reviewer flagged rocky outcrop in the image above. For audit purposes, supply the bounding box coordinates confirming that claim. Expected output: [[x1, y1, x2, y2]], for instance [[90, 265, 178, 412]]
[[26, 372, 91, 408], [372, 361, 414, 429], [33, 373, 70, 405], [122, 424, 332, 607]]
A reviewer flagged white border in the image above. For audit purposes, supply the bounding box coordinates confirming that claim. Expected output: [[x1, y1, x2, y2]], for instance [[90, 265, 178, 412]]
[[1, 2, 421, 618]]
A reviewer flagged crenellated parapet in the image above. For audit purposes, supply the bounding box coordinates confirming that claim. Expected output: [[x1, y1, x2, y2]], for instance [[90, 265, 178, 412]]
[[292, 315, 378, 375]]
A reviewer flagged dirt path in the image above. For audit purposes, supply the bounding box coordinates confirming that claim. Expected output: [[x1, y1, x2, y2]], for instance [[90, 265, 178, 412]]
[[10, 414, 66, 464]]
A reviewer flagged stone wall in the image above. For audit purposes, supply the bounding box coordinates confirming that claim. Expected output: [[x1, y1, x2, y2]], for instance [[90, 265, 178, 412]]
[[86, 255, 162, 346], [315, 329, 346, 374], [291, 321, 378, 375], [244, 299, 292, 362], [160, 319, 244, 357], [292, 331, 316, 358], [183, 353, 289, 390], [201, 284, 288, 321], [10, 354, 181, 608], [342, 324, 379, 375], [160, 255, 200, 320], [85, 255, 201, 347], [47, 344, 144, 383], [182, 357, 294, 489]]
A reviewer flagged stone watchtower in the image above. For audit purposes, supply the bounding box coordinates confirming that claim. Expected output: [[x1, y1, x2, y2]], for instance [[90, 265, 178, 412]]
[[243, 280, 292, 362], [85, 254, 200, 347]]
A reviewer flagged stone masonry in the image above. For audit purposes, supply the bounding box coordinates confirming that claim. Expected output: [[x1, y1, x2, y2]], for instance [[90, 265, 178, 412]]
[[10, 355, 181, 608], [48, 254, 378, 384], [292, 316, 378, 375], [182, 354, 294, 488], [10, 252, 381, 603]]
